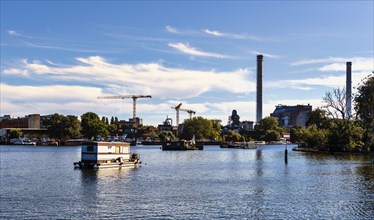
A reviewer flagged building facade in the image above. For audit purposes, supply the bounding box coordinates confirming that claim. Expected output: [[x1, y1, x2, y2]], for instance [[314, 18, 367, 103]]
[[271, 104, 312, 128]]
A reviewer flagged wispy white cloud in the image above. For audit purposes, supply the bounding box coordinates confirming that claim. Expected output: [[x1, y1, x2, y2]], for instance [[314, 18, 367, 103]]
[[251, 51, 281, 59], [203, 28, 261, 41], [204, 29, 224, 37], [168, 42, 230, 59], [7, 30, 23, 37], [165, 25, 179, 34], [23, 41, 117, 53], [291, 56, 373, 67]]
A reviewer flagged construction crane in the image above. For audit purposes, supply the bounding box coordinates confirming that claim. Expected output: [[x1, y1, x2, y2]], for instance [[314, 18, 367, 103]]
[[97, 95, 152, 127], [171, 103, 196, 126], [180, 108, 196, 119]]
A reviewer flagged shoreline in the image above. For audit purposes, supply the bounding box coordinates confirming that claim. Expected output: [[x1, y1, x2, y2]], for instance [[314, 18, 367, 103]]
[[292, 147, 374, 156]]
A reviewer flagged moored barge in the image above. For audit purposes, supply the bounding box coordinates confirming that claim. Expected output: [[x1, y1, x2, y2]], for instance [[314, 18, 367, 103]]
[[74, 141, 140, 169]]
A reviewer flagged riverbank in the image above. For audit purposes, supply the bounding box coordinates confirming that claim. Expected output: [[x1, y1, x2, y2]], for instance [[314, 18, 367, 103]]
[[293, 146, 374, 156]]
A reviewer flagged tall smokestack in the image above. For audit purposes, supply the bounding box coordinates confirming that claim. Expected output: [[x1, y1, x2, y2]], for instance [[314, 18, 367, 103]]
[[346, 61, 352, 119], [256, 54, 263, 123]]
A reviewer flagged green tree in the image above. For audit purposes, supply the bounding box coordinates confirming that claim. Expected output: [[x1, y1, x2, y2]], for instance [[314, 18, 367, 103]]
[[255, 116, 285, 141], [299, 125, 329, 150], [263, 130, 280, 142], [306, 108, 331, 129], [158, 131, 176, 141], [107, 123, 118, 136], [290, 126, 302, 143], [81, 112, 108, 140], [8, 128, 23, 139], [66, 115, 81, 139], [180, 116, 213, 140], [209, 120, 222, 141], [354, 74, 374, 152], [223, 130, 243, 142], [44, 114, 80, 142], [327, 120, 364, 152]]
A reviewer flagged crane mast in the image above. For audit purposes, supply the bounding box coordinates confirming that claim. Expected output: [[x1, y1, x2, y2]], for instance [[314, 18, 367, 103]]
[[97, 95, 151, 128], [171, 103, 196, 126]]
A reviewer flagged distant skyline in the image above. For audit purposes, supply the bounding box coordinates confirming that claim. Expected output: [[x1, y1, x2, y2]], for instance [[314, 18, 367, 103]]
[[1, 1, 373, 126]]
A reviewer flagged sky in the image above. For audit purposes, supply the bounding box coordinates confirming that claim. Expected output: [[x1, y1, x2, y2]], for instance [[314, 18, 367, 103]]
[[1, 1, 373, 126]]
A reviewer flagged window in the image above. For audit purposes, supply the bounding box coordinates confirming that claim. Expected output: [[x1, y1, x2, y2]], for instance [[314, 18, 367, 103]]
[[87, 146, 94, 152]]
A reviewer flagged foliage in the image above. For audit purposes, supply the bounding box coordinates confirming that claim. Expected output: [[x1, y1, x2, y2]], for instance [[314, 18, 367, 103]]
[[301, 125, 329, 150], [254, 116, 285, 142], [44, 113, 80, 141], [354, 74, 374, 152], [289, 126, 302, 143], [327, 120, 364, 152], [209, 120, 222, 141], [180, 116, 219, 140], [306, 108, 331, 129], [263, 130, 281, 142], [81, 112, 109, 140], [137, 125, 158, 138], [299, 116, 364, 152], [158, 131, 176, 141], [223, 130, 243, 142], [8, 128, 23, 139], [107, 123, 118, 136]]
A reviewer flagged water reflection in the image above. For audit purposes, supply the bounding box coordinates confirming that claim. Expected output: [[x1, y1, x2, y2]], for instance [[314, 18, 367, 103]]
[[0, 144, 373, 219]]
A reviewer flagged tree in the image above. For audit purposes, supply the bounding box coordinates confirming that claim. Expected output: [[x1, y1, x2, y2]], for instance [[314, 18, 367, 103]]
[[44, 113, 80, 142], [263, 130, 280, 142], [290, 126, 302, 143], [158, 131, 176, 141], [354, 73, 374, 152], [65, 115, 81, 139], [180, 116, 214, 140], [298, 125, 329, 150], [327, 120, 364, 152], [81, 112, 108, 140], [255, 116, 285, 141], [8, 128, 23, 139], [323, 87, 349, 120], [209, 120, 222, 141], [306, 108, 331, 129], [223, 130, 243, 142]]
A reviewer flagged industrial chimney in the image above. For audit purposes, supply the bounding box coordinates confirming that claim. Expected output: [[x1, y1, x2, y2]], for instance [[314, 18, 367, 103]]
[[256, 54, 263, 123], [346, 61, 352, 119]]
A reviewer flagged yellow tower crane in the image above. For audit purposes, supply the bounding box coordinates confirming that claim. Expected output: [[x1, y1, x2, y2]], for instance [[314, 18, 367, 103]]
[[97, 95, 152, 128]]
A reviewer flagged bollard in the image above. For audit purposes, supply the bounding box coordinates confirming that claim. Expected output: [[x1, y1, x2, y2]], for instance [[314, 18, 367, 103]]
[[285, 148, 288, 164]]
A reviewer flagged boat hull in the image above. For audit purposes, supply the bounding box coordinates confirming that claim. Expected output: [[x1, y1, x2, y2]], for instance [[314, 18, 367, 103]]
[[162, 141, 203, 151]]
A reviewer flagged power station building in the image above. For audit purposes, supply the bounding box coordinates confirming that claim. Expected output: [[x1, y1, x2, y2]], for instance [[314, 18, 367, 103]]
[[271, 104, 312, 128]]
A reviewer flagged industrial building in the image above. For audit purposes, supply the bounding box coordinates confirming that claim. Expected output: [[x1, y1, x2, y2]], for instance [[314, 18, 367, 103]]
[[271, 104, 312, 128], [0, 114, 48, 138]]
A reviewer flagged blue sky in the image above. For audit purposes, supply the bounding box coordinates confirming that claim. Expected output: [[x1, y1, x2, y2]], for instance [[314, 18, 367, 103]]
[[1, 1, 373, 126]]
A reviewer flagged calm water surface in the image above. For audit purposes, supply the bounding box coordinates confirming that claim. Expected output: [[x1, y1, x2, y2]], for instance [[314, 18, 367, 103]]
[[0, 145, 373, 219]]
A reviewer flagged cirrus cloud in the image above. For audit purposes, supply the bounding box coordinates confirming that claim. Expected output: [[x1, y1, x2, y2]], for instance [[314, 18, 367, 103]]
[[168, 42, 230, 59]]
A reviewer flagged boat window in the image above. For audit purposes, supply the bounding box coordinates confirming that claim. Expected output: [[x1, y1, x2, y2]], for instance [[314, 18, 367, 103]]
[[87, 146, 94, 152], [108, 146, 112, 150]]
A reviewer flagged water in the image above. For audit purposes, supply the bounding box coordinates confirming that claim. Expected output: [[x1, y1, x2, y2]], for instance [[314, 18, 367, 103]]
[[1, 145, 373, 219]]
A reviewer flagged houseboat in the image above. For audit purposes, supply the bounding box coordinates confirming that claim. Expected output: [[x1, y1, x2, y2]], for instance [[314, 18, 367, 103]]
[[220, 141, 257, 149], [74, 141, 140, 169], [162, 136, 203, 151]]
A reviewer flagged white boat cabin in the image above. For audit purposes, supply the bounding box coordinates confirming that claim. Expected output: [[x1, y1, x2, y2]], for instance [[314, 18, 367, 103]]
[[81, 141, 131, 163], [75, 141, 139, 169]]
